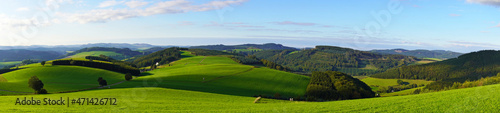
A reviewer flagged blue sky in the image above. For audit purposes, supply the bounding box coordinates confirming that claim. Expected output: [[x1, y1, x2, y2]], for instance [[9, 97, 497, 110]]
[[0, 0, 499, 52]]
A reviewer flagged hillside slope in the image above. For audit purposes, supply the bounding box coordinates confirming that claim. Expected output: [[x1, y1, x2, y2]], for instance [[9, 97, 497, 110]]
[[0, 65, 125, 94], [372, 50, 500, 82], [117, 51, 310, 98]]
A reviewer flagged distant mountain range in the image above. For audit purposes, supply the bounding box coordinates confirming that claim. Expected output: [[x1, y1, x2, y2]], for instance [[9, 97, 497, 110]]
[[189, 43, 299, 51], [0, 43, 176, 54], [370, 49, 463, 59]]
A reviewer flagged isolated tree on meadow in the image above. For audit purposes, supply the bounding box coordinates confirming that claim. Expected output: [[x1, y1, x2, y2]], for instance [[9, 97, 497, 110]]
[[28, 76, 47, 94], [98, 77, 107, 87], [41, 61, 46, 66], [125, 73, 133, 81]]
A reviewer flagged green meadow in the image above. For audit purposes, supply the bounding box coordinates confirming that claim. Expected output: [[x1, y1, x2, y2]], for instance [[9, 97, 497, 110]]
[[1, 83, 499, 112], [0, 50, 496, 112], [0, 65, 125, 94], [67, 51, 124, 59]]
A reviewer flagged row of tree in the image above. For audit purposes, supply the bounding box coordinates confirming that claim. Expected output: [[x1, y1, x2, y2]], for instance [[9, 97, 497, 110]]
[[52, 59, 140, 75]]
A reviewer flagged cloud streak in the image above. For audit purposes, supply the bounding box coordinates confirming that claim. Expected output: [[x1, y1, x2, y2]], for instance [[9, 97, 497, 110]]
[[272, 21, 317, 26], [59, 0, 248, 23], [99, 0, 124, 8], [466, 0, 500, 6]]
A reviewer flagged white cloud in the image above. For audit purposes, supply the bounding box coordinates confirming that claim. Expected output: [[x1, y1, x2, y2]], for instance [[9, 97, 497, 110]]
[[16, 7, 30, 12], [272, 21, 317, 26], [59, 0, 248, 23], [99, 0, 124, 8], [496, 23, 500, 27], [449, 14, 461, 17], [466, 0, 500, 6], [125, 0, 149, 8]]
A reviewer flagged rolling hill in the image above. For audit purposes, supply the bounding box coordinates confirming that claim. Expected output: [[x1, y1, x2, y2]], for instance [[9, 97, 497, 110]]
[[190, 43, 299, 51], [65, 47, 143, 60], [0, 65, 125, 94], [117, 50, 310, 98], [371, 49, 463, 59]]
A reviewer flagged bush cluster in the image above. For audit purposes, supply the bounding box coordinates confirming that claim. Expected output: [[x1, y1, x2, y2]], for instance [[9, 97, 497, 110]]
[[306, 71, 374, 101]]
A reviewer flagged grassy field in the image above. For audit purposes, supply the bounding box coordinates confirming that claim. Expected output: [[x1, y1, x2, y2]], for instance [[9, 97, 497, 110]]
[[361, 77, 433, 87], [0, 66, 125, 94], [68, 51, 124, 59], [1, 83, 499, 112], [0, 61, 22, 68], [115, 52, 309, 98], [2, 50, 495, 112], [381, 86, 425, 97]]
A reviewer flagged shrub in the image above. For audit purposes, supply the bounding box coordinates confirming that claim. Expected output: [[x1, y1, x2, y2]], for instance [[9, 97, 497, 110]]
[[28, 76, 44, 94], [98, 77, 107, 86], [38, 89, 48, 94], [125, 73, 133, 81]]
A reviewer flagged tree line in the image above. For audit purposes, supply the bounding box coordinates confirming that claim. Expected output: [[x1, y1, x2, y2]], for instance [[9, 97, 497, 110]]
[[52, 59, 140, 75]]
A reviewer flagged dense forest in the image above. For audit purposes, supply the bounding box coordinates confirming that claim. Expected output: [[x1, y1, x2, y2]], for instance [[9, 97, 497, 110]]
[[370, 49, 462, 59], [190, 43, 298, 51], [253, 46, 418, 76], [0, 49, 62, 62], [372, 50, 500, 90], [133, 48, 182, 68], [306, 71, 375, 101]]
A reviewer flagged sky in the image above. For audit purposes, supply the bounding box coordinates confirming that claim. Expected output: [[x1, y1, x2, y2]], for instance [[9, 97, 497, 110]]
[[0, 0, 499, 53]]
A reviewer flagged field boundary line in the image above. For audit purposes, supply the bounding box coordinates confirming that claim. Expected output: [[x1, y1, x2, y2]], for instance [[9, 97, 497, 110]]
[[199, 56, 207, 63], [0, 89, 32, 94]]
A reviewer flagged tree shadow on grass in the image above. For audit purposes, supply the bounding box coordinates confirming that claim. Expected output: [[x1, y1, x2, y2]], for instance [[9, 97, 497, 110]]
[[137, 72, 154, 77]]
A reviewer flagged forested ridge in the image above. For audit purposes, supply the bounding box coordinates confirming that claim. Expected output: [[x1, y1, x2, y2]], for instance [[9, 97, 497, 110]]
[[372, 50, 500, 90], [0, 49, 62, 62], [253, 46, 418, 75], [133, 47, 182, 68]]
